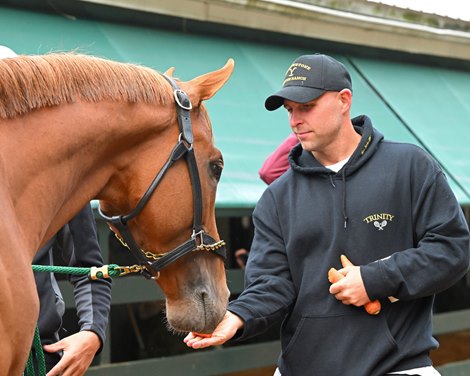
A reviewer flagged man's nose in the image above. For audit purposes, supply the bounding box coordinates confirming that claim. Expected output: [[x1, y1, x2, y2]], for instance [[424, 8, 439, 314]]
[[289, 110, 301, 128]]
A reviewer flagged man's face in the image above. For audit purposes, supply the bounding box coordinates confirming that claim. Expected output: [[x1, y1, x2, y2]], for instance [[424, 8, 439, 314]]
[[283, 91, 345, 154]]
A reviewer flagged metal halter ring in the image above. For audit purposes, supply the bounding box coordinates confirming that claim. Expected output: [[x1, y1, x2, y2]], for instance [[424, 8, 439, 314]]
[[173, 89, 192, 110], [178, 132, 193, 150]]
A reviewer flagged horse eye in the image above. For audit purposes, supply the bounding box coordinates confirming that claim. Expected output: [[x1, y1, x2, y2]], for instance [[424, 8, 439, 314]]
[[210, 160, 223, 181]]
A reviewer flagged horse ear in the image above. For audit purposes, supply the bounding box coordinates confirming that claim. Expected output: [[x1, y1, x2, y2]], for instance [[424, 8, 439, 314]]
[[186, 58, 235, 103], [164, 67, 175, 77]]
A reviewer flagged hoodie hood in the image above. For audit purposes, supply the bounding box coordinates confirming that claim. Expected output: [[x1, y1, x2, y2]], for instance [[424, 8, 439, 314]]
[[288, 115, 384, 176]]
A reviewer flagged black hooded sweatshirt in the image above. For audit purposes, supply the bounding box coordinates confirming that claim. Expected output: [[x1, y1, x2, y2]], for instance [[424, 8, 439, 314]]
[[228, 115, 470, 376]]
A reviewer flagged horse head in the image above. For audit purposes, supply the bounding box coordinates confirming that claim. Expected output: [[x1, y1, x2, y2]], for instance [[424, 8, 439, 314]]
[[99, 59, 234, 334]]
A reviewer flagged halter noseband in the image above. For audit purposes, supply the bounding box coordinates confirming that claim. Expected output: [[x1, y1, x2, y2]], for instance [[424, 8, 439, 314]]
[[97, 75, 226, 279]]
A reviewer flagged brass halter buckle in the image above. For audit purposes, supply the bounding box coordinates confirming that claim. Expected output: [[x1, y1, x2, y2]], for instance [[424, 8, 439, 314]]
[[114, 264, 150, 277]]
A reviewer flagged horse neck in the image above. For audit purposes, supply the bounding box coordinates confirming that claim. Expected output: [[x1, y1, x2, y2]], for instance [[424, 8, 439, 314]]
[[0, 100, 173, 258]]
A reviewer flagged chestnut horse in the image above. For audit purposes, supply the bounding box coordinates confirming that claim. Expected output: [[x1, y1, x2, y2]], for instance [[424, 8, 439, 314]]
[[0, 53, 233, 374]]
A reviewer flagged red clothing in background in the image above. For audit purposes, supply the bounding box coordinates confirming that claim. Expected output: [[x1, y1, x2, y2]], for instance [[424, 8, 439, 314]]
[[259, 133, 298, 185]]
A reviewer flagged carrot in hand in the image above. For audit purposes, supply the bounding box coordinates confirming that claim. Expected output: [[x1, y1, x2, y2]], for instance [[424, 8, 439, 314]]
[[340, 254, 381, 314], [328, 267, 345, 284], [328, 255, 381, 315], [343, 254, 398, 303], [193, 332, 212, 338], [363, 299, 381, 315]]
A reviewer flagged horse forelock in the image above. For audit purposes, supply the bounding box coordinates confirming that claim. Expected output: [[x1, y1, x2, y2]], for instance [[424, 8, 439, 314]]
[[0, 53, 173, 119]]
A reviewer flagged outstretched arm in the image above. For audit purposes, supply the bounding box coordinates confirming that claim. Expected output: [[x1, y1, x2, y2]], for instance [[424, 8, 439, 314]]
[[184, 311, 244, 349]]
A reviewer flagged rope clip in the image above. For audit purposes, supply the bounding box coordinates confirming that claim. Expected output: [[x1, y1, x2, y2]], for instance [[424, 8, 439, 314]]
[[90, 265, 110, 280]]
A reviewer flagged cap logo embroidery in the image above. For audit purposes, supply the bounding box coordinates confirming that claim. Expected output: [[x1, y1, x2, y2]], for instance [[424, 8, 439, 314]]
[[363, 213, 395, 231], [283, 63, 312, 85], [286, 66, 298, 77], [265, 54, 353, 111]]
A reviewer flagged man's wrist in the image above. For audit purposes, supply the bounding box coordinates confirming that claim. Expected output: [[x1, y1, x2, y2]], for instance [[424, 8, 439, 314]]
[[227, 310, 244, 330]]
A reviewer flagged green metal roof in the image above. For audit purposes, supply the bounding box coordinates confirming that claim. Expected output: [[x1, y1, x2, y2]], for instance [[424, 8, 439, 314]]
[[1, 5, 470, 208], [349, 57, 470, 204]]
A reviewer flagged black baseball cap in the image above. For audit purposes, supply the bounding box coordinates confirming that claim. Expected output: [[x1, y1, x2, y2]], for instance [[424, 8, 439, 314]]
[[265, 54, 352, 111]]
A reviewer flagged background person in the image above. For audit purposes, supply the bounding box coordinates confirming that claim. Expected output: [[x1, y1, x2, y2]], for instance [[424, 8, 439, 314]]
[[258, 133, 298, 185], [34, 204, 112, 375]]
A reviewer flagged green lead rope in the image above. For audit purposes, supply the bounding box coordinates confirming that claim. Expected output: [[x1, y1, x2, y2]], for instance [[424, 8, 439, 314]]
[[24, 325, 46, 376], [31, 263, 129, 279], [26, 263, 142, 375]]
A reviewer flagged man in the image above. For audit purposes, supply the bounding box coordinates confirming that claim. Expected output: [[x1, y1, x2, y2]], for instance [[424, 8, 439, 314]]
[[0, 45, 112, 376], [184, 54, 470, 376], [34, 205, 112, 375]]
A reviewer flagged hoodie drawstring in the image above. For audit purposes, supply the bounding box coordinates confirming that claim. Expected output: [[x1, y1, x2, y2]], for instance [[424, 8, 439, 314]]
[[342, 169, 348, 228], [329, 171, 349, 228], [329, 174, 336, 188]]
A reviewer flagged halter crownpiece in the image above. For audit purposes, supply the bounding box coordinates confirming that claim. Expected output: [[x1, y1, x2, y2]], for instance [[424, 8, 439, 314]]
[[97, 74, 226, 279]]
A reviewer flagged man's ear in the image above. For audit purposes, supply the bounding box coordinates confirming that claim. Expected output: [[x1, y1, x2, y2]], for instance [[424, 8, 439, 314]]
[[339, 89, 352, 113]]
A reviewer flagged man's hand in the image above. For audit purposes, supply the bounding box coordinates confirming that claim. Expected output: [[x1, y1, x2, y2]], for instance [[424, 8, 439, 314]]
[[43, 330, 101, 376], [329, 266, 371, 307], [184, 311, 244, 349]]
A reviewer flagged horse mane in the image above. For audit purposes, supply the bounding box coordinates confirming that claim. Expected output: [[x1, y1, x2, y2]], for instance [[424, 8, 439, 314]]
[[0, 53, 173, 119]]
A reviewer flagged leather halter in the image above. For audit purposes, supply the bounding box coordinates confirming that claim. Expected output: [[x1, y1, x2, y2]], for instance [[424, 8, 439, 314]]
[[97, 75, 226, 279]]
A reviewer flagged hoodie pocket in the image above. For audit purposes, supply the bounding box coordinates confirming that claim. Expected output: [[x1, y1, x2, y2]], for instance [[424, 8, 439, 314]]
[[281, 312, 398, 376]]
